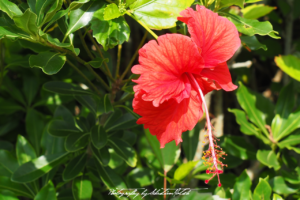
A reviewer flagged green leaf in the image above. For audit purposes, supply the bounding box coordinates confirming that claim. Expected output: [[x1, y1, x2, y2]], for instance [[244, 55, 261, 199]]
[[242, 4, 276, 19], [12, 9, 39, 38], [0, 150, 19, 174], [129, 0, 194, 30], [223, 136, 256, 160], [95, 162, 127, 190], [65, 133, 89, 152], [232, 170, 252, 200], [34, 181, 57, 200], [105, 113, 137, 132], [72, 176, 92, 200], [29, 52, 66, 75], [253, 178, 272, 200], [281, 168, 300, 184], [126, 168, 154, 187], [228, 109, 261, 136], [48, 120, 79, 137], [272, 109, 300, 141], [35, 0, 57, 26], [22, 73, 38, 106], [91, 6, 130, 50], [275, 82, 294, 118], [122, 131, 137, 146], [269, 176, 299, 195], [26, 109, 45, 155], [0, 0, 23, 18], [43, 34, 80, 55], [64, 1, 103, 41], [278, 130, 300, 148], [88, 57, 109, 69], [41, 0, 63, 26], [0, 121, 18, 137], [0, 17, 30, 39], [0, 176, 33, 198], [91, 145, 110, 166], [241, 35, 267, 51], [161, 141, 181, 172], [0, 98, 24, 115], [69, 0, 90, 11], [107, 149, 125, 171], [272, 194, 283, 200], [91, 125, 107, 149], [42, 9, 69, 32], [245, 0, 262, 2], [108, 138, 137, 167], [19, 39, 51, 53], [219, 0, 245, 9], [43, 81, 95, 96], [97, 94, 114, 114], [223, 13, 280, 39], [275, 55, 300, 82], [74, 95, 97, 115], [12, 152, 69, 183], [2, 74, 24, 107], [63, 153, 87, 181], [236, 82, 273, 138], [257, 150, 280, 170], [182, 123, 201, 161], [0, 190, 19, 200], [144, 129, 180, 172], [286, 146, 300, 154], [174, 161, 198, 181], [41, 124, 66, 155], [104, 4, 121, 21], [16, 135, 37, 165]]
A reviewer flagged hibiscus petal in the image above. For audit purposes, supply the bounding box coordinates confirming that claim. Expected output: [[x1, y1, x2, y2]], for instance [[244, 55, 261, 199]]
[[133, 90, 202, 148], [132, 34, 204, 106], [193, 74, 222, 95], [178, 5, 241, 67], [200, 62, 237, 91]]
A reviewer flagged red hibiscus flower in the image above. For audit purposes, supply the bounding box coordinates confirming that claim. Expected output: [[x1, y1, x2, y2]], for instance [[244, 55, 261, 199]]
[[132, 5, 241, 186]]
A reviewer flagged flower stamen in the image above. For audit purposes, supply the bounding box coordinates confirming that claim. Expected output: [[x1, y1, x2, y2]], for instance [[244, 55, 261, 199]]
[[187, 73, 226, 187]]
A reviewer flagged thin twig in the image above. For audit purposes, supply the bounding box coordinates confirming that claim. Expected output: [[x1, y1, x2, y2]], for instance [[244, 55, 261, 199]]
[[115, 44, 122, 79], [67, 59, 102, 96], [86, 29, 115, 82], [120, 31, 148, 81], [78, 29, 94, 60]]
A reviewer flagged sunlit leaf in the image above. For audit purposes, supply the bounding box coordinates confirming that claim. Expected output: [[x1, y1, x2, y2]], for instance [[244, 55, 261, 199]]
[[257, 150, 280, 170], [129, 0, 194, 30], [275, 55, 300, 82]]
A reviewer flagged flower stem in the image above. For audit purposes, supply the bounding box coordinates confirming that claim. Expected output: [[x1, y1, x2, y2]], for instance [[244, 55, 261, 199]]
[[115, 44, 122, 79], [125, 11, 158, 40], [119, 31, 148, 81], [67, 59, 102, 96]]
